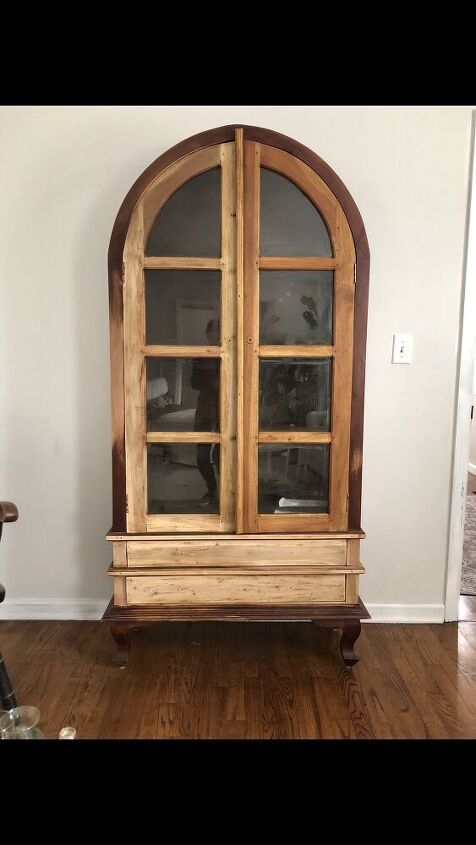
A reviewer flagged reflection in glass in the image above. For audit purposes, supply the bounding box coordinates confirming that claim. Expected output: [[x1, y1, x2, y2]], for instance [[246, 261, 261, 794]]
[[259, 359, 331, 431], [258, 444, 329, 514], [146, 358, 220, 432], [260, 168, 332, 257], [260, 271, 333, 345], [148, 443, 220, 514], [145, 270, 220, 345], [146, 169, 221, 257]]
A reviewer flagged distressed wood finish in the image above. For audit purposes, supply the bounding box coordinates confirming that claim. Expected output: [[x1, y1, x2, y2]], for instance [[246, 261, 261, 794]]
[[219, 142, 237, 532], [260, 345, 334, 358], [144, 345, 221, 357], [108, 530, 366, 541], [126, 538, 347, 567], [106, 124, 370, 664], [235, 128, 245, 534], [259, 257, 336, 270], [143, 257, 222, 270], [125, 574, 346, 605], [258, 431, 331, 444], [123, 202, 146, 532], [242, 141, 260, 532], [146, 432, 220, 444], [108, 125, 369, 532]]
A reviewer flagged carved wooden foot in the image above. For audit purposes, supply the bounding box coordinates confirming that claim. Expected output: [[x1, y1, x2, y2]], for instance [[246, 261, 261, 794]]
[[111, 622, 130, 668], [340, 621, 361, 667]]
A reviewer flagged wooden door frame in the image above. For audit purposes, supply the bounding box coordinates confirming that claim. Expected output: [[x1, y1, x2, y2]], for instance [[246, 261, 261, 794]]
[[445, 112, 476, 621], [108, 124, 370, 534]]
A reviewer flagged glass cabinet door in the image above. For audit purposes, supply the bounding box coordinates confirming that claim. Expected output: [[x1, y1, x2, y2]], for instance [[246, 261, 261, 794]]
[[123, 143, 236, 532], [240, 141, 356, 532]]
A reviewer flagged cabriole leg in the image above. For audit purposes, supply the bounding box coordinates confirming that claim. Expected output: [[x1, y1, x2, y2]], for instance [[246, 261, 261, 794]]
[[111, 622, 130, 668], [340, 621, 361, 667]]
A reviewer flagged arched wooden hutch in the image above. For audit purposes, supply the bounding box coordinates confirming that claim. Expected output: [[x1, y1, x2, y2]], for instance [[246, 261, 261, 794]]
[[104, 125, 370, 666]]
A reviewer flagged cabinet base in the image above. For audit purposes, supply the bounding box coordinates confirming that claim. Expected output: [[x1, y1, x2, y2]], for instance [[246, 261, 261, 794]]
[[102, 597, 369, 668]]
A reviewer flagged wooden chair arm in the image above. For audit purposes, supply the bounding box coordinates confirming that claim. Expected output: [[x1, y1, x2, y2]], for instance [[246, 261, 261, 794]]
[[0, 502, 18, 524]]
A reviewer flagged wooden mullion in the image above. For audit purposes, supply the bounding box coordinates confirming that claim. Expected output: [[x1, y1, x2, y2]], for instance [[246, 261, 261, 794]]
[[144, 257, 221, 270], [146, 432, 220, 444], [242, 140, 260, 532], [144, 345, 221, 357], [259, 345, 334, 358], [258, 432, 331, 444], [259, 257, 336, 270]]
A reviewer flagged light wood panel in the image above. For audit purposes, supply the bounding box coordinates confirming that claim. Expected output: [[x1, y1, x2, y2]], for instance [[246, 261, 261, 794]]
[[242, 141, 260, 532], [260, 345, 334, 358], [144, 345, 221, 357], [146, 432, 220, 444], [346, 539, 360, 566], [108, 531, 366, 541], [124, 202, 146, 532], [346, 574, 359, 604], [127, 538, 347, 567], [258, 432, 331, 444], [112, 566, 363, 576], [142, 146, 222, 243], [146, 515, 222, 533], [112, 542, 127, 568], [259, 257, 336, 270], [126, 574, 345, 605], [219, 142, 237, 532], [257, 514, 330, 532], [329, 205, 356, 529], [144, 257, 221, 269], [114, 577, 127, 606], [235, 128, 245, 533]]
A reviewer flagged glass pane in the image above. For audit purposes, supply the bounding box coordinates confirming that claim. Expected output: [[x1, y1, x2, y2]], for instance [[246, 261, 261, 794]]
[[260, 168, 332, 256], [148, 443, 220, 514], [145, 270, 220, 345], [259, 359, 331, 431], [258, 444, 329, 514], [260, 270, 333, 345], [146, 169, 221, 257], [146, 358, 220, 432]]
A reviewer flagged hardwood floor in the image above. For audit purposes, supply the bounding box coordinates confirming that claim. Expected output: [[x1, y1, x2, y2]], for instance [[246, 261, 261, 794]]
[[1, 619, 476, 739]]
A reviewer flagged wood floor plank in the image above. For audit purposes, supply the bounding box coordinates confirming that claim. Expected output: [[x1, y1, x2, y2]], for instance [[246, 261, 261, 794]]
[[1, 620, 476, 739]]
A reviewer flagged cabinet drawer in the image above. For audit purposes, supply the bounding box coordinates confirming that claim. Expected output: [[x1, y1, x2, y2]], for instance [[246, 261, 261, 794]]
[[125, 574, 345, 605], [126, 539, 347, 568]]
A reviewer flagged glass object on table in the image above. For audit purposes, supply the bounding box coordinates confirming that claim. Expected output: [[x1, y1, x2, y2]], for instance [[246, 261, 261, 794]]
[[59, 726, 77, 739], [0, 706, 44, 739], [260, 271, 333, 345]]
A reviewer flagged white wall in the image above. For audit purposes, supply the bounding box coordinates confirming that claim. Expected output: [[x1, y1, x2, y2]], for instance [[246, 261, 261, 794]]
[[0, 106, 473, 619]]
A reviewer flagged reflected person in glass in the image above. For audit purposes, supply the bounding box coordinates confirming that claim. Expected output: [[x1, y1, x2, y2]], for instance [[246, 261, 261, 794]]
[[191, 319, 220, 507]]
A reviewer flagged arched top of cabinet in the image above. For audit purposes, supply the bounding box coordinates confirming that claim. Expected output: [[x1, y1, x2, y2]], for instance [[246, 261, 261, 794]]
[[108, 125, 369, 276]]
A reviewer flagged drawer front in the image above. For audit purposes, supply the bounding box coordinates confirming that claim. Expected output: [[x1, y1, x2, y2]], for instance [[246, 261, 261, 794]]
[[125, 574, 345, 605], [126, 539, 347, 568]]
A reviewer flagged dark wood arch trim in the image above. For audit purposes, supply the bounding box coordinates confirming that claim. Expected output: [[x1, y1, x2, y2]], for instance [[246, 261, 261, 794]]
[[108, 124, 369, 532]]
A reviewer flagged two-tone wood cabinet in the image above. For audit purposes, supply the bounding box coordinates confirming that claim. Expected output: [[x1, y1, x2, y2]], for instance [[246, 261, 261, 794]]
[[104, 125, 370, 666]]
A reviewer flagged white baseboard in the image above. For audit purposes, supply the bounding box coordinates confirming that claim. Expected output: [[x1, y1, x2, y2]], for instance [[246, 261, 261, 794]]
[[469, 463, 476, 476], [364, 603, 445, 623], [1, 599, 446, 623], [0, 599, 109, 620]]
